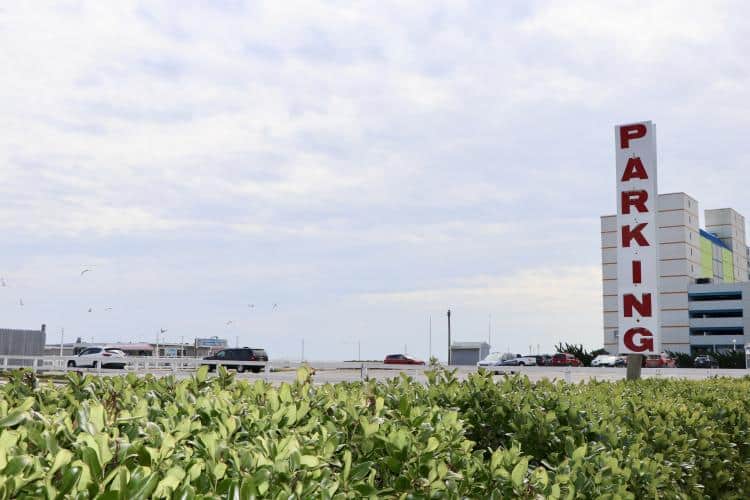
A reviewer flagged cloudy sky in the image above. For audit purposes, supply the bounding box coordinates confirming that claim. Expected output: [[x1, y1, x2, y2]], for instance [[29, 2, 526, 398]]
[[2, 1, 749, 361]]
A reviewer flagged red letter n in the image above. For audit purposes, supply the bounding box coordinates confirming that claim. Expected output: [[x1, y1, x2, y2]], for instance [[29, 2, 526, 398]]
[[623, 293, 652, 317], [622, 223, 649, 247], [620, 124, 647, 149]]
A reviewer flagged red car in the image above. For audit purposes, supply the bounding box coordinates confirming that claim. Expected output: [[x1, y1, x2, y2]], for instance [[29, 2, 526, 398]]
[[643, 353, 676, 368], [551, 353, 582, 367], [384, 354, 425, 365]]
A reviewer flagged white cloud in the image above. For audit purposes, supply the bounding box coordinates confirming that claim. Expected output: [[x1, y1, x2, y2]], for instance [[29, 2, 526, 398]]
[[1, 1, 748, 358]]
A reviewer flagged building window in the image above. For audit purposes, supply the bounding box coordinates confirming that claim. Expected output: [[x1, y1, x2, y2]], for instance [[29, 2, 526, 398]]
[[690, 327, 744, 336], [689, 309, 743, 318], [688, 291, 742, 301]]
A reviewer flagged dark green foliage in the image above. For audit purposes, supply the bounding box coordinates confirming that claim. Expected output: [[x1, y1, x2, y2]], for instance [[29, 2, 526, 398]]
[[666, 351, 694, 368], [0, 366, 749, 498], [669, 350, 747, 369], [553, 343, 606, 366], [711, 350, 746, 369]]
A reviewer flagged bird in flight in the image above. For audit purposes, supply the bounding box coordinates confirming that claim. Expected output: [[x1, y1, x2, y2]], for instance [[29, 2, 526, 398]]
[[226, 320, 233, 326], [19, 299, 23, 306], [88, 307, 93, 313], [1, 277, 6, 287], [104, 307, 112, 311], [160, 328, 168, 334], [248, 304, 255, 309], [81, 269, 92, 276], [272, 303, 278, 311]]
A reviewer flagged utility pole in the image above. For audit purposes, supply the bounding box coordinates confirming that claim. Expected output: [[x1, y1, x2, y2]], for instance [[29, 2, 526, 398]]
[[428, 316, 432, 359], [60, 328, 64, 357], [488, 314, 491, 347], [447, 309, 452, 365]]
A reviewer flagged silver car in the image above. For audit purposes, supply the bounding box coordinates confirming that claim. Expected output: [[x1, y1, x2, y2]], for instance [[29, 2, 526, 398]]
[[477, 352, 504, 368]]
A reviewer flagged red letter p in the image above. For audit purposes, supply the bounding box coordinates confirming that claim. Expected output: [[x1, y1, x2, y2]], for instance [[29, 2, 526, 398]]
[[620, 124, 647, 149]]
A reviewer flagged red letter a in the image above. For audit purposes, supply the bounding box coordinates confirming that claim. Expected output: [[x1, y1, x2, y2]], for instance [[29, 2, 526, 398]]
[[621, 157, 648, 181]]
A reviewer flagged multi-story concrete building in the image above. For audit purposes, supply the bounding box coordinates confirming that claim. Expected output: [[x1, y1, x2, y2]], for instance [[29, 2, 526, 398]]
[[601, 193, 749, 354], [687, 281, 749, 353]]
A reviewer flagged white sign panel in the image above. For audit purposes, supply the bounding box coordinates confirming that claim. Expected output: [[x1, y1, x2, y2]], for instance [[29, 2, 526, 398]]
[[195, 337, 227, 348], [616, 121, 660, 355]]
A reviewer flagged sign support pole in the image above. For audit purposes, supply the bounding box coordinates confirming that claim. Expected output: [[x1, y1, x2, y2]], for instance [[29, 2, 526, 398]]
[[626, 355, 642, 380]]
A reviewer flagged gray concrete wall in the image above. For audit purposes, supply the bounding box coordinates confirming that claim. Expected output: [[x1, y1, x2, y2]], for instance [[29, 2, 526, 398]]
[[451, 348, 480, 366]]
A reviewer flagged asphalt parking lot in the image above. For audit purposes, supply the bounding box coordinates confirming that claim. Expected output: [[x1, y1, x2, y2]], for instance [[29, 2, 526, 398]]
[[225, 365, 750, 384], [45, 364, 750, 385]]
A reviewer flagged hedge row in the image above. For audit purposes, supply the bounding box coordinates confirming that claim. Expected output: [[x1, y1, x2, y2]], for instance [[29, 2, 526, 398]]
[[0, 367, 748, 498]]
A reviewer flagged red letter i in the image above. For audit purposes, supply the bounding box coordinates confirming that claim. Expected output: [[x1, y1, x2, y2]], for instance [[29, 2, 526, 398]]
[[632, 261, 642, 284]]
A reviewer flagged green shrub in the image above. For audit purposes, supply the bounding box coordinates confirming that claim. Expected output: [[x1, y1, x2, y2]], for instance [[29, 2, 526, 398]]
[[0, 366, 749, 497]]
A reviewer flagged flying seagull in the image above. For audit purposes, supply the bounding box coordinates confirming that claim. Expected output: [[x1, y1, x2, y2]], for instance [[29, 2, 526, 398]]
[[248, 304, 255, 309], [272, 303, 278, 311], [81, 269, 92, 276], [1, 277, 6, 287], [160, 328, 168, 334], [104, 306, 112, 311], [19, 299, 23, 306], [226, 320, 233, 326], [88, 307, 93, 313]]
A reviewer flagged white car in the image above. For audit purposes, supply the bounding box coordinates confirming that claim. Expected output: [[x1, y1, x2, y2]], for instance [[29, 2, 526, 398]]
[[591, 354, 618, 367], [68, 347, 127, 369], [501, 355, 537, 366], [477, 352, 504, 367]]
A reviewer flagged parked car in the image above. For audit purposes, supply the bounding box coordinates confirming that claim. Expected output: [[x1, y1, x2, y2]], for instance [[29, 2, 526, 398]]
[[477, 352, 504, 368], [591, 354, 619, 367], [203, 347, 268, 373], [534, 354, 553, 366], [67, 347, 127, 369], [384, 354, 425, 365], [694, 355, 719, 369], [501, 355, 537, 366], [551, 353, 582, 367], [615, 356, 627, 367], [643, 353, 676, 368]]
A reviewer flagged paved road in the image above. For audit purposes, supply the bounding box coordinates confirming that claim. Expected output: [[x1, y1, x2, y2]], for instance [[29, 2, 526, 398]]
[[236, 366, 750, 384], [40, 365, 750, 385]]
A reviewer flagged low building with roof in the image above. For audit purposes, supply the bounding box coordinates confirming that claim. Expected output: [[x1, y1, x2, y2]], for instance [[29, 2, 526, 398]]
[[449, 341, 491, 366]]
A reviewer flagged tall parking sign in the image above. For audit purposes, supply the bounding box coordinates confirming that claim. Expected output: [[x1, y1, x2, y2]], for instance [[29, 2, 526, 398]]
[[616, 121, 660, 355]]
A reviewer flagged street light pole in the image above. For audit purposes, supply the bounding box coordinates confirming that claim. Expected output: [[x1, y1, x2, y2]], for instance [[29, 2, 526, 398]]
[[447, 309, 452, 366], [428, 316, 432, 359]]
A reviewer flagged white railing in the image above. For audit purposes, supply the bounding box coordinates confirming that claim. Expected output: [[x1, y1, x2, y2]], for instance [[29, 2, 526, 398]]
[[0, 355, 270, 375], [0, 356, 437, 376]]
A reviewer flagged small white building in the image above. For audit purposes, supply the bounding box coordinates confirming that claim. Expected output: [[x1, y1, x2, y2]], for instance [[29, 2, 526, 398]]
[[450, 341, 491, 366]]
